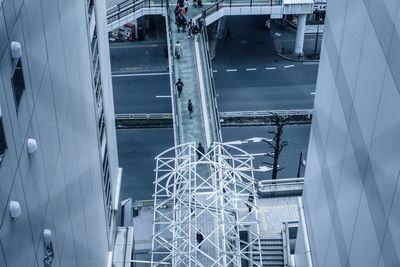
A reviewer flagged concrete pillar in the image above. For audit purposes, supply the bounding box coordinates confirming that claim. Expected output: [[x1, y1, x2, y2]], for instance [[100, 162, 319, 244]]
[[294, 14, 307, 56]]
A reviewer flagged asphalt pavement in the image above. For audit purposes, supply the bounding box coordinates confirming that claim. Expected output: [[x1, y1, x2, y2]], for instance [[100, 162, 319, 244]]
[[117, 128, 174, 201], [222, 124, 311, 180], [110, 40, 172, 114], [211, 16, 318, 111]]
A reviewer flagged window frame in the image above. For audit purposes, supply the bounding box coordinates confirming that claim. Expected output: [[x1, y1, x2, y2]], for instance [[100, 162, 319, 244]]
[[10, 58, 26, 111]]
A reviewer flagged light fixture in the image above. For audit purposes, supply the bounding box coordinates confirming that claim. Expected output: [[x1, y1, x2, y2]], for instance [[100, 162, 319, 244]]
[[27, 138, 38, 154], [43, 229, 52, 244], [10, 41, 22, 59], [10, 201, 21, 218]]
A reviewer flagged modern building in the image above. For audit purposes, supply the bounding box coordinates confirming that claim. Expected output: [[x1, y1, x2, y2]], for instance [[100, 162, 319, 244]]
[[0, 0, 122, 266], [296, 0, 400, 266]]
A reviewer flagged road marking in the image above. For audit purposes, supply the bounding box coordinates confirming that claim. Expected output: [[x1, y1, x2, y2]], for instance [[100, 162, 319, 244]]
[[213, 70, 218, 73], [226, 69, 237, 72], [156, 95, 171, 98], [246, 68, 257, 71], [112, 72, 169, 77], [284, 64, 295, 68], [265, 67, 277, 70], [310, 92, 316, 95], [303, 62, 319, 65]]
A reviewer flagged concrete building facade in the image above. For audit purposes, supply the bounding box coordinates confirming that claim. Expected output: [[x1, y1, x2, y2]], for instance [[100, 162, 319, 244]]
[[297, 0, 400, 266], [0, 0, 121, 266]]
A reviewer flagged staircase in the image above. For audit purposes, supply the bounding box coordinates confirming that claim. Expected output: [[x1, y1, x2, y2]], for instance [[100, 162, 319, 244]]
[[252, 234, 284, 267]]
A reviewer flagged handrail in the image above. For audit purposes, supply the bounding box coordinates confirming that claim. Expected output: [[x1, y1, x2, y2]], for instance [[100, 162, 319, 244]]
[[258, 177, 304, 186], [202, 0, 283, 19], [198, 18, 223, 142], [107, 0, 166, 24]]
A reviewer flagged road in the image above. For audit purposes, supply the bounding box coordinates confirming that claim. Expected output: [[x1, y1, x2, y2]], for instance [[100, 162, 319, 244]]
[[222, 124, 311, 180], [117, 128, 175, 201], [211, 16, 318, 111], [110, 41, 172, 114]]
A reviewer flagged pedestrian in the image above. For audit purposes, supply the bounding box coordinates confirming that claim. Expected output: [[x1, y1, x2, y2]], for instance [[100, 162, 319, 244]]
[[196, 142, 205, 160], [223, 27, 232, 43], [163, 46, 168, 59], [175, 78, 184, 98], [184, 0, 189, 13], [197, 0, 203, 7], [192, 0, 198, 7], [191, 24, 200, 41], [187, 99, 193, 118], [198, 18, 204, 32], [175, 41, 182, 59], [187, 19, 194, 38], [247, 194, 254, 213], [196, 231, 204, 249]]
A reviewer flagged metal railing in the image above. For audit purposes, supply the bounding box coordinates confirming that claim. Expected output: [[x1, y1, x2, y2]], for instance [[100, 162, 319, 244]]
[[115, 109, 313, 121], [198, 18, 223, 142], [107, 0, 166, 24], [202, 0, 282, 18], [220, 109, 313, 119]]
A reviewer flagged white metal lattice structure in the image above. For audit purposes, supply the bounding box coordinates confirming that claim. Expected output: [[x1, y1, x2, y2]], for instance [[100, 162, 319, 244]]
[[151, 142, 263, 267]]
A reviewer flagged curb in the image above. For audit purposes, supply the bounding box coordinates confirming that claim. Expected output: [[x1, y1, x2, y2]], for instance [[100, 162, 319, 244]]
[[277, 52, 320, 63]]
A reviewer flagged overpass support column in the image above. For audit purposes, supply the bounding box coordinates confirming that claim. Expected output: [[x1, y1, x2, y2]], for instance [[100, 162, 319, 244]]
[[294, 14, 306, 56]]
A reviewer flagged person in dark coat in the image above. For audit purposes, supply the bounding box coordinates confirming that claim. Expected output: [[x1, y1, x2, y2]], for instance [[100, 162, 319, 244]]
[[187, 99, 193, 118], [196, 231, 204, 248], [247, 194, 254, 213], [224, 27, 232, 43], [175, 78, 184, 98], [196, 143, 205, 160]]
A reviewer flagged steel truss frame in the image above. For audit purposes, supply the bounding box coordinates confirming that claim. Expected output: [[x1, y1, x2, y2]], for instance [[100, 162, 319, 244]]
[[151, 142, 263, 267]]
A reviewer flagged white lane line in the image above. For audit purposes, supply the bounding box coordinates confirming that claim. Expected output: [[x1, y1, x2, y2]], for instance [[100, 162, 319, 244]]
[[310, 92, 316, 95], [112, 72, 169, 77], [156, 95, 171, 98], [265, 67, 277, 70], [284, 64, 295, 68], [246, 68, 257, 71], [213, 70, 218, 73], [226, 69, 237, 72]]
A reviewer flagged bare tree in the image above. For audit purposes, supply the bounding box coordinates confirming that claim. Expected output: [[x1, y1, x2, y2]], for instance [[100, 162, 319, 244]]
[[263, 113, 288, 180]]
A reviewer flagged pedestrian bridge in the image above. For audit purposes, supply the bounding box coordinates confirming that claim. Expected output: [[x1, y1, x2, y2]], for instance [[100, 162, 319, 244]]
[[106, 0, 314, 32], [107, 1, 312, 265]]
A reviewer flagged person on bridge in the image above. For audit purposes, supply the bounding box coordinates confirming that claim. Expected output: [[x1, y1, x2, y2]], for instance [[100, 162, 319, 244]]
[[175, 78, 184, 98], [187, 19, 194, 38], [187, 99, 194, 118], [247, 194, 254, 213], [191, 24, 200, 41], [196, 231, 204, 249], [184, 0, 189, 13], [175, 41, 183, 59], [196, 143, 205, 160]]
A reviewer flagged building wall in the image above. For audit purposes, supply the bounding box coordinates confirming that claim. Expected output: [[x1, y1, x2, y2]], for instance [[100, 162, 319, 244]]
[[299, 0, 400, 266], [0, 0, 119, 266]]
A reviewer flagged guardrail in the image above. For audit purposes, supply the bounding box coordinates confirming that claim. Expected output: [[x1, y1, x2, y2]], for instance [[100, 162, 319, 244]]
[[257, 177, 304, 198], [115, 109, 313, 121], [107, 0, 166, 24], [202, 0, 282, 18]]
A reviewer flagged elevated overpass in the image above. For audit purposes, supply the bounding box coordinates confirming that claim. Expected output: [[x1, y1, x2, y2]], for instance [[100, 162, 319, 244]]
[[107, 0, 314, 54]]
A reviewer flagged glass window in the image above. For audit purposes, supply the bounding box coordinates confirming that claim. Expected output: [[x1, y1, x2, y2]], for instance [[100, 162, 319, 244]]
[[0, 118, 7, 163], [11, 59, 26, 109]]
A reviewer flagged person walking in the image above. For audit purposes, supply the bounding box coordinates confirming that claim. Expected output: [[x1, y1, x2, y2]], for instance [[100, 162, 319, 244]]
[[187, 99, 193, 118], [191, 24, 200, 41], [175, 41, 182, 59], [196, 142, 205, 160], [192, 0, 198, 8], [224, 27, 232, 43], [247, 194, 254, 213], [184, 0, 189, 13], [198, 18, 204, 32], [187, 19, 194, 38], [175, 78, 184, 98], [196, 231, 204, 249]]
